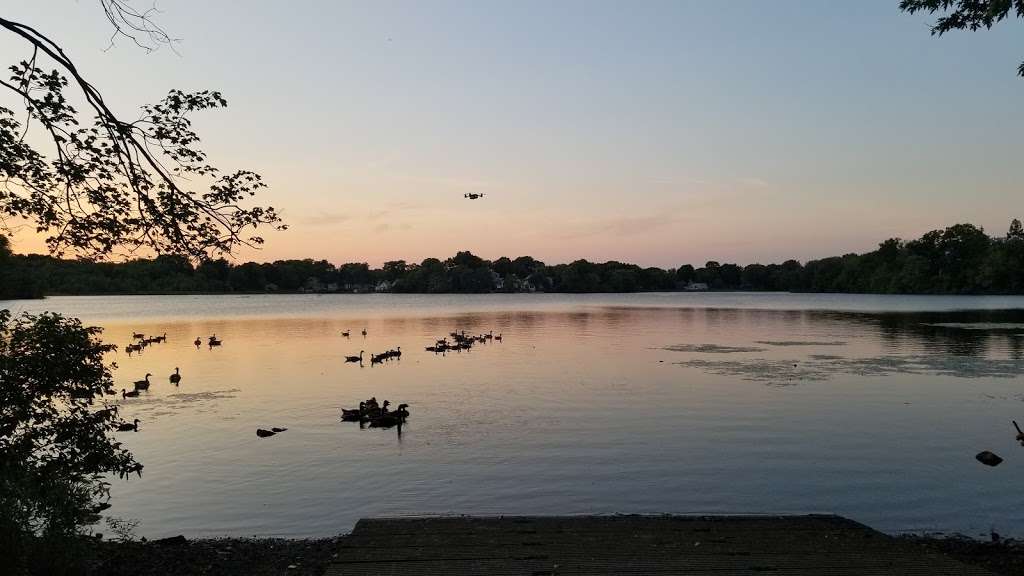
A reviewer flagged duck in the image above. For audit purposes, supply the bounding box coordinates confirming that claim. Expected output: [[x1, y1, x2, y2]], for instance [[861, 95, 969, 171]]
[[256, 428, 276, 438], [133, 373, 152, 391], [345, 351, 364, 363], [122, 388, 140, 398], [194, 337, 202, 348], [169, 367, 181, 385], [117, 419, 140, 432]]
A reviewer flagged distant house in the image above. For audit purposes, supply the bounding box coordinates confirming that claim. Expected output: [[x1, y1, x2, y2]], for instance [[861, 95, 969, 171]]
[[684, 282, 709, 291], [301, 277, 323, 293], [375, 280, 392, 293], [490, 270, 504, 291]]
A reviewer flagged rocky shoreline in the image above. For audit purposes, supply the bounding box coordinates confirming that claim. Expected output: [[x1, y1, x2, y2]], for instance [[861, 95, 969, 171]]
[[85, 535, 345, 576], [61, 533, 1024, 576]]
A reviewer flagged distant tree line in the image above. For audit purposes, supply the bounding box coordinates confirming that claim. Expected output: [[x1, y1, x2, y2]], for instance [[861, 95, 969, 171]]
[[3, 220, 1024, 299]]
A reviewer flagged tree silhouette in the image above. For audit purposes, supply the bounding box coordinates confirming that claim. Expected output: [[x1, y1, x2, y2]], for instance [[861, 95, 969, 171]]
[[0, 1, 285, 260], [900, 0, 1024, 77]]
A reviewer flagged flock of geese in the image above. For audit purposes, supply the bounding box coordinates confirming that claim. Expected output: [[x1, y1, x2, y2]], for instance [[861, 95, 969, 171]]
[[425, 330, 502, 353], [344, 347, 402, 366], [116, 331, 223, 431], [341, 397, 410, 428], [116, 326, 506, 438], [124, 331, 167, 356]]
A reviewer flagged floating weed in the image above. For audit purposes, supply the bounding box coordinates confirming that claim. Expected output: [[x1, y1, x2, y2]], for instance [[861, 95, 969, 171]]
[[677, 355, 1024, 383], [755, 340, 847, 347], [663, 344, 766, 353]]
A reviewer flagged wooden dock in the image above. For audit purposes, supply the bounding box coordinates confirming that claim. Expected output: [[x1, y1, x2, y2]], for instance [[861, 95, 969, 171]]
[[325, 515, 994, 575]]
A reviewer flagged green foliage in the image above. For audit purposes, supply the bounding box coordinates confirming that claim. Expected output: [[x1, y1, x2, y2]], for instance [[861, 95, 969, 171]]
[[900, 0, 1024, 76], [0, 311, 140, 573], [4, 221, 1024, 296]]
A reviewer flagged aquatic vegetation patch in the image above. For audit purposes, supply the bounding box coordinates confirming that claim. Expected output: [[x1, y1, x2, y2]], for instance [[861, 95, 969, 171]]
[[679, 359, 833, 383], [663, 344, 766, 353], [755, 340, 847, 347], [164, 389, 241, 404], [677, 355, 1024, 383], [923, 322, 1024, 331]]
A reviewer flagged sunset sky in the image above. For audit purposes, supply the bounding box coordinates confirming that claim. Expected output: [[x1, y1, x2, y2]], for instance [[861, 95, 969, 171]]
[[3, 1, 1023, 267]]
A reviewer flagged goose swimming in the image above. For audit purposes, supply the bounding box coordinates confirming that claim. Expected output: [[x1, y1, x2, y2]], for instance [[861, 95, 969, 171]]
[[117, 419, 140, 432]]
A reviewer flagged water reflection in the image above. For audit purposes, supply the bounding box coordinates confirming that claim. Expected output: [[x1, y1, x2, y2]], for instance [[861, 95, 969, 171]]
[[6, 294, 1024, 539]]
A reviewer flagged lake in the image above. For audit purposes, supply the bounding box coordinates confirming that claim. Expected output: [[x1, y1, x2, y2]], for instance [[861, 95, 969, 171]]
[[4, 292, 1024, 539]]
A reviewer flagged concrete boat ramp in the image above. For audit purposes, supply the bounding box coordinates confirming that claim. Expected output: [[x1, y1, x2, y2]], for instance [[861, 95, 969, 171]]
[[325, 514, 992, 575]]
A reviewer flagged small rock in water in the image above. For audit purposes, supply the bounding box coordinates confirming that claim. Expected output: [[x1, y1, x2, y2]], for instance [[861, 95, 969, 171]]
[[976, 450, 1004, 467]]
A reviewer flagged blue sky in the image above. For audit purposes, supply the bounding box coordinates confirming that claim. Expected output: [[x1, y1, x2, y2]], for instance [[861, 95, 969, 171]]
[[3, 1, 1023, 266]]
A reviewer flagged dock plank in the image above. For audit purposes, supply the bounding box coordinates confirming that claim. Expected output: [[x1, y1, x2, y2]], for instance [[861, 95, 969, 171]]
[[326, 515, 994, 576]]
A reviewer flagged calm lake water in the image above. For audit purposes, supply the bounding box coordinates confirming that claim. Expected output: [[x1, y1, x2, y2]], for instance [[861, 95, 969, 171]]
[[5, 292, 1024, 538]]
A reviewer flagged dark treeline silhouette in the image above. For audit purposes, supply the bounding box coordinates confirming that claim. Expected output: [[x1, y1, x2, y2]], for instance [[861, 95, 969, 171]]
[[3, 220, 1024, 299]]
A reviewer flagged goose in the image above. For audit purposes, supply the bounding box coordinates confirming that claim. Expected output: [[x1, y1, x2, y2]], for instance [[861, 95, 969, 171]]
[[341, 402, 366, 421], [156, 332, 167, 343], [345, 351, 364, 363], [209, 335, 222, 347], [132, 331, 145, 340], [495, 333, 502, 342], [169, 367, 181, 385], [365, 401, 391, 421], [256, 428, 276, 438], [361, 328, 368, 337], [370, 353, 384, 365], [271, 427, 288, 433], [341, 330, 351, 337], [369, 413, 402, 428], [1014, 421, 1024, 445], [392, 346, 402, 359], [194, 337, 202, 349], [117, 419, 140, 432], [122, 388, 140, 398], [126, 344, 134, 357], [133, 373, 152, 391], [392, 403, 410, 419]]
